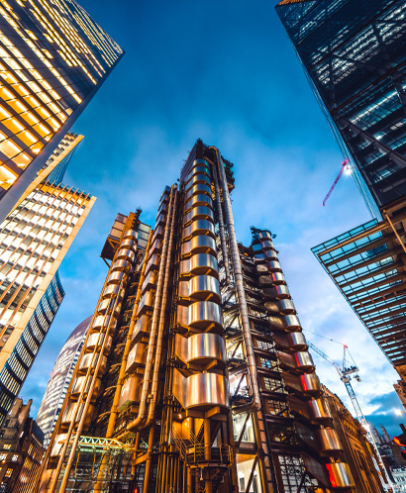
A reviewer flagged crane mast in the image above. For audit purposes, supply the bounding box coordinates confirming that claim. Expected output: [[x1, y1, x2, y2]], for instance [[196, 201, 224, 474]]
[[307, 341, 392, 491]]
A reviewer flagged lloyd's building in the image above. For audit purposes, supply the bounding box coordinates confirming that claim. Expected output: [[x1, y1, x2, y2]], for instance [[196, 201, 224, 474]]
[[0, 1, 122, 424], [41, 141, 357, 493], [276, 0, 406, 402]]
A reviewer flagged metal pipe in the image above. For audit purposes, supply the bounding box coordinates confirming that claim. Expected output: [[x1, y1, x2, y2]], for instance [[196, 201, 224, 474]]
[[105, 230, 152, 438], [212, 161, 230, 284], [210, 146, 261, 408], [43, 229, 131, 493], [124, 187, 175, 433], [145, 189, 178, 427], [143, 425, 155, 492], [54, 219, 138, 492], [57, 288, 123, 493]]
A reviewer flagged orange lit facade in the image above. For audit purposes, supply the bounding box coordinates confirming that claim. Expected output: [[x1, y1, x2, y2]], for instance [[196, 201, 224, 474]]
[[41, 141, 358, 493], [0, 0, 122, 222]]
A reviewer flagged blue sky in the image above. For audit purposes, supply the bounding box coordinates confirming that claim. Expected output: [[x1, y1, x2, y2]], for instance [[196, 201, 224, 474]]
[[20, 0, 405, 438]]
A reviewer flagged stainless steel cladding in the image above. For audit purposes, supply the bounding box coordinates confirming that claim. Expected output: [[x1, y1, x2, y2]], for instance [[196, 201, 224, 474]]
[[180, 253, 219, 278], [183, 206, 214, 225], [120, 238, 137, 252], [327, 462, 355, 487], [71, 376, 102, 397], [108, 271, 128, 285], [179, 275, 221, 303], [78, 353, 108, 373], [126, 342, 148, 372], [181, 235, 216, 257], [132, 314, 152, 344], [61, 402, 96, 428], [264, 299, 295, 314], [102, 284, 121, 299], [175, 333, 226, 367], [173, 369, 229, 409], [85, 332, 113, 354], [262, 284, 291, 299], [184, 193, 213, 211], [308, 399, 333, 420], [268, 314, 301, 332], [118, 375, 142, 410], [294, 351, 315, 371], [182, 219, 215, 239], [117, 248, 136, 263], [112, 259, 131, 272], [185, 183, 212, 200], [287, 331, 308, 350], [318, 429, 343, 454]]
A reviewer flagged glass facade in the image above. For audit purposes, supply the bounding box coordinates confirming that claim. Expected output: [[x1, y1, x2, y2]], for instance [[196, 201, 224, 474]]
[[312, 218, 406, 373], [0, 272, 64, 424], [36, 315, 90, 447], [0, 178, 93, 347], [276, 0, 406, 213], [0, 0, 122, 220]]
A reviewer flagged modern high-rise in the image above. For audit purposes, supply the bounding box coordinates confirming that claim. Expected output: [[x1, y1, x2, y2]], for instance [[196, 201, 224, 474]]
[[40, 141, 357, 493], [36, 316, 91, 448], [0, 134, 95, 425], [0, 0, 122, 222], [276, 0, 406, 396]]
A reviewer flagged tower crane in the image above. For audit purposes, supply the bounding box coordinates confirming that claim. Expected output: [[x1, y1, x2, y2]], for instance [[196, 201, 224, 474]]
[[307, 341, 392, 491], [322, 159, 349, 206]]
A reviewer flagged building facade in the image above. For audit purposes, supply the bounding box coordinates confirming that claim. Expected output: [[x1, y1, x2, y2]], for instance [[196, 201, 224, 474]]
[[0, 0, 122, 222], [0, 135, 95, 425], [40, 141, 357, 493], [276, 0, 406, 392], [0, 397, 45, 493], [36, 316, 91, 448], [322, 387, 383, 493], [391, 466, 406, 492]]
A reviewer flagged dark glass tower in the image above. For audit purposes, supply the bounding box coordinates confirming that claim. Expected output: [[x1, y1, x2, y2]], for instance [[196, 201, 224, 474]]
[[276, 0, 406, 399], [276, 0, 406, 217]]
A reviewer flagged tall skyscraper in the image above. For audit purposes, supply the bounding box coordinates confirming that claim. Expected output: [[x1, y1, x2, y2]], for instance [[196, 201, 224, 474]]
[[36, 316, 91, 448], [0, 0, 122, 222], [0, 134, 95, 425], [276, 0, 406, 396], [40, 141, 357, 493]]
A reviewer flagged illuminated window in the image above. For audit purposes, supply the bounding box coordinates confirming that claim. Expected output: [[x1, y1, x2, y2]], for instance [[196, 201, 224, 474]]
[[4, 468, 13, 477], [0, 166, 17, 190]]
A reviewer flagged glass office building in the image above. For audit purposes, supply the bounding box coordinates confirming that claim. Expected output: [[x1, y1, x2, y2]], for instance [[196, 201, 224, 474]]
[[0, 136, 95, 425], [0, 273, 64, 425], [276, 0, 406, 217], [312, 219, 406, 377], [0, 0, 122, 222], [276, 0, 406, 396], [36, 315, 90, 447]]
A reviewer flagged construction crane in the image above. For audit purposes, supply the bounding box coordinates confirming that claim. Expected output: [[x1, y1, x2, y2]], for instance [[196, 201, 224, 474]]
[[308, 341, 392, 491], [322, 159, 349, 206]]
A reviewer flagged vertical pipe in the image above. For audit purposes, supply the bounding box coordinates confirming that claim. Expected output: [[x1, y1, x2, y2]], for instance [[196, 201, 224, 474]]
[[143, 425, 155, 492], [212, 162, 230, 284], [146, 188, 178, 426], [106, 230, 152, 438], [210, 146, 261, 408], [124, 187, 175, 433]]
